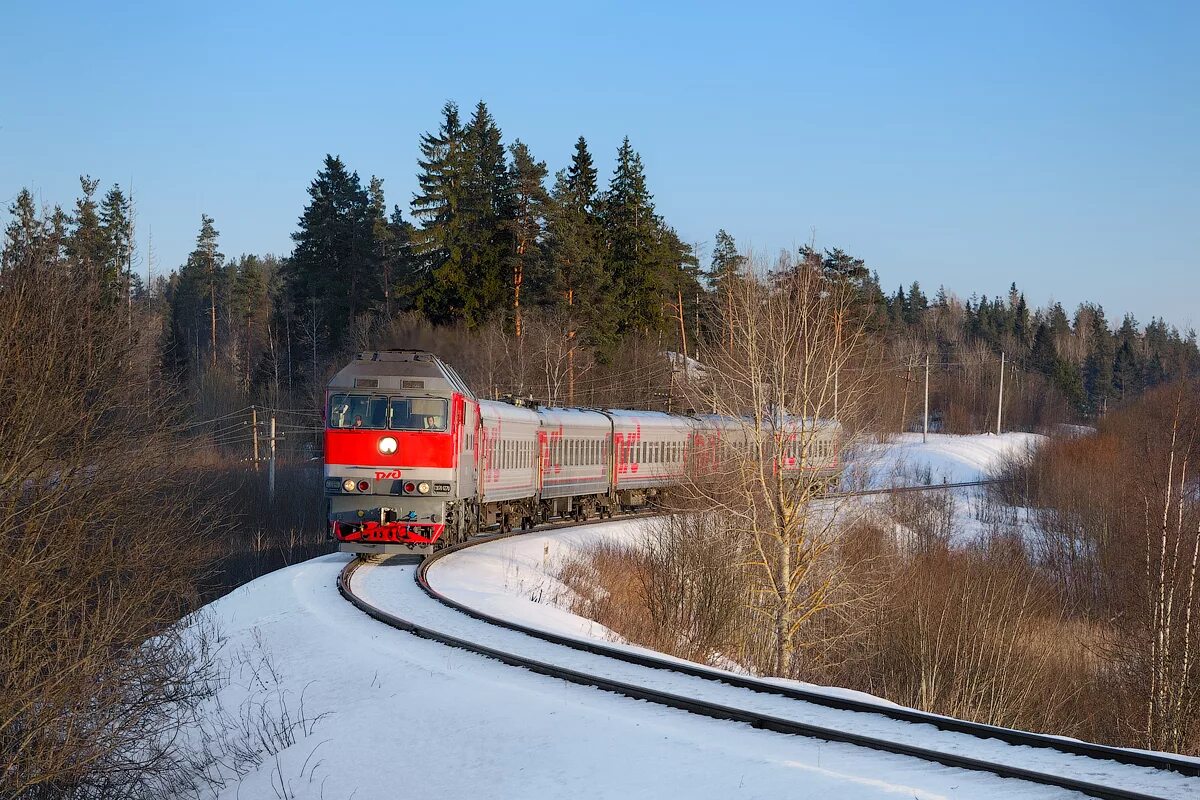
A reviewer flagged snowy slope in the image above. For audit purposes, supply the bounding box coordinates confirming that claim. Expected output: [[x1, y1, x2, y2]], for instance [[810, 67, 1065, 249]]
[[849, 431, 1044, 487], [180, 554, 1091, 799], [180, 432, 1200, 798]]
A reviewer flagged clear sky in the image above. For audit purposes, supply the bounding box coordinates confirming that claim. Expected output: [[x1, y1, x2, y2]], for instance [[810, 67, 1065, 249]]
[[2, 1, 1197, 330]]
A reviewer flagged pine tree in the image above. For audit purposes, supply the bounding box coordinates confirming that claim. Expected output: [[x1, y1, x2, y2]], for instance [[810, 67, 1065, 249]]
[[821, 247, 868, 289], [505, 140, 549, 337], [288, 155, 377, 352], [194, 215, 224, 366], [411, 102, 472, 323]]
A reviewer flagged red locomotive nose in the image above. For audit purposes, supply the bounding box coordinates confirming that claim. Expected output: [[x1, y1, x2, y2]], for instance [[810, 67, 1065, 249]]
[[357, 480, 369, 492]]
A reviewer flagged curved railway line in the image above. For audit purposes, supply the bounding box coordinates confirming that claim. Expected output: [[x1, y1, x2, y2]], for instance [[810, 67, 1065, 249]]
[[338, 483, 1199, 800]]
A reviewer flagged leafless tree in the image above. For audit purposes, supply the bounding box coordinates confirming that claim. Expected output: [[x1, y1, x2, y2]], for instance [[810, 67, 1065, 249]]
[[1, 239, 221, 797], [676, 251, 882, 676]]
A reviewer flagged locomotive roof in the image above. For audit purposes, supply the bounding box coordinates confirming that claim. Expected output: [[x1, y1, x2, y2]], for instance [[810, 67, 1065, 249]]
[[327, 350, 475, 397]]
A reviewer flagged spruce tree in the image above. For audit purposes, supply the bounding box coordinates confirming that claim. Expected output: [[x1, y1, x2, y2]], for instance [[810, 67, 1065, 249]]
[[2, 189, 43, 274], [461, 100, 511, 324], [411, 102, 472, 323], [66, 176, 105, 287], [1113, 339, 1142, 399], [707, 229, 743, 293], [99, 185, 132, 308], [505, 140, 549, 336], [904, 281, 927, 325], [288, 155, 377, 352], [368, 177, 415, 319], [544, 163, 614, 353], [602, 137, 663, 332], [566, 136, 598, 210], [1030, 323, 1057, 375], [1081, 304, 1114, 413]]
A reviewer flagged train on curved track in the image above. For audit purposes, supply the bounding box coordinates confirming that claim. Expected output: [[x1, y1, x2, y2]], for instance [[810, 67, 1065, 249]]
[[324, 350, 841, 555]]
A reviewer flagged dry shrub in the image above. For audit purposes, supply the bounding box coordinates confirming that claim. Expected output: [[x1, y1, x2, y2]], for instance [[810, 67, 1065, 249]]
[[1, 256, 220, 796], [1000, 386, 1200, 753], [861, 544, 1089, 734], [560, 515, 751, 664]]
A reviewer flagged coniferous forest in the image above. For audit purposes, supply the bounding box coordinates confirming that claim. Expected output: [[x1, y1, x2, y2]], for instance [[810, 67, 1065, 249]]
[[6, 99, 1195, 437]]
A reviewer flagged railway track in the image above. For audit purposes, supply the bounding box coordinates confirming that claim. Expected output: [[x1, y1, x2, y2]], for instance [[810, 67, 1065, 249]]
[[339, 501, 1199, 800]]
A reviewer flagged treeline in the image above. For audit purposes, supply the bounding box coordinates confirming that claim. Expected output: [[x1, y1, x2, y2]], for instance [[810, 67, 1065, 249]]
[[5, 99, 1199, 431], [160, 100, 699, 414]]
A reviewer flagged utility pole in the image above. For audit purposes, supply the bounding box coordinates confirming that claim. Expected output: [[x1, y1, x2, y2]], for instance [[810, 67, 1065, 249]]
[[923, 354, 930, 443], [268, 414, 277, 502], [567, 288, 575, 407], [676, 289, 688, 364], [996, 352, 1006, 435], [251, 406, 260, 468], [834, 370, 839, 421]]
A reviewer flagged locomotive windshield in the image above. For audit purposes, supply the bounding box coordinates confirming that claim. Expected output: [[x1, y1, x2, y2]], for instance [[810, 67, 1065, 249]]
[[328, 393, 448, 431]]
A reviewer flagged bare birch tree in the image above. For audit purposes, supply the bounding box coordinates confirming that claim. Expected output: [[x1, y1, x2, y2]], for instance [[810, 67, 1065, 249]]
[[681, 251, 882, 676]]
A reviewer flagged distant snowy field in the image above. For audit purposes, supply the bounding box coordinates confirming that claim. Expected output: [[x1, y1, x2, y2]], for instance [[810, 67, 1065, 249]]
[[848, 431, 1044, 487], [180, 432, 1091, 799]]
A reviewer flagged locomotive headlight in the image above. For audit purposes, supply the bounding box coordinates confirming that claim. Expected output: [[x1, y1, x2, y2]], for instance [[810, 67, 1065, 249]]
[[417, 481, 431, 495], [342, 479, 356, 493], [378, 436, 398, 455]]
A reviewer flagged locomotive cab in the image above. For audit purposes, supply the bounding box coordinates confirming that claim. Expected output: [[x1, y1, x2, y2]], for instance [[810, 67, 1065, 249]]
[[324, 350, 476, 555]]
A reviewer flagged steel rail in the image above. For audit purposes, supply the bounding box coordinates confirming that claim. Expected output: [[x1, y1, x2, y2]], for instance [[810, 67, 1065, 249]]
[[339, 544, 1180, 800], [338, 497, 1198, 800], [823, 477, 1012, 498], [414, 516, 1199, 781]]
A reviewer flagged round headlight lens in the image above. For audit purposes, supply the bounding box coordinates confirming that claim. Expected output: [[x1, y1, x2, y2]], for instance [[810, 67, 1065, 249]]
[[417, 481, 431, 494], [378, 436, 398, 455], [342, 479, 356, 493]]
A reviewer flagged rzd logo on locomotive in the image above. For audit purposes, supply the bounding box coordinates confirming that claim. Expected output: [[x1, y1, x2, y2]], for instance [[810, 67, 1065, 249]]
[[374, 469, 403, 480]]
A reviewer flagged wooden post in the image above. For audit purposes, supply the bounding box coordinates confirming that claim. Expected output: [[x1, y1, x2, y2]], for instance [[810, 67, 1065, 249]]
[[996, 351, 1005, 435], [567, 287, 575, 406], [268, 414, 277, 502], [251, 406, 260, 468], [923, 354, 930, 443], [676, 290, 688, 364]]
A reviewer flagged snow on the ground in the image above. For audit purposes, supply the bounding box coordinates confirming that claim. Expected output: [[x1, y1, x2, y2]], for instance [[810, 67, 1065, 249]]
[[179, 432, 1199, 798], [849, 431, 1044, 488], [178, 554, 1088, 800], [428, 518, 905, 709]]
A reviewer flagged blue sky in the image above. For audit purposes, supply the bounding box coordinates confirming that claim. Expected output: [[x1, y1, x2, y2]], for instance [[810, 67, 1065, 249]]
[[2, 1, 1197, 329]]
